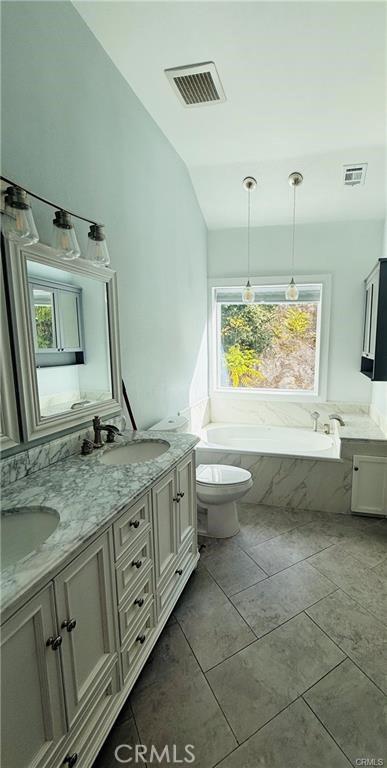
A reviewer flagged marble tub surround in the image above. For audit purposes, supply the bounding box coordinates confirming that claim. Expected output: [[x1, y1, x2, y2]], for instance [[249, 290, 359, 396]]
[[0, 429, 199, 619], [0, 415, 125, 488]]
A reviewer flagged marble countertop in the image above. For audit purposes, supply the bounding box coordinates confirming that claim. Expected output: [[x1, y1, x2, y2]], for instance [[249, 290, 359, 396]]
[[338, 415, 387, 442], [0, 430, 199, 620]]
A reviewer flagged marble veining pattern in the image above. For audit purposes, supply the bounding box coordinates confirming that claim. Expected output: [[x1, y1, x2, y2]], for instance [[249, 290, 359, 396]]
[[0, 429, 199, 617]]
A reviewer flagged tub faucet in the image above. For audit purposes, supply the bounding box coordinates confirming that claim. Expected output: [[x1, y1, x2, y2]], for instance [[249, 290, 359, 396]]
[[329, 413, 345, 427], [310, 411, 320, 432]]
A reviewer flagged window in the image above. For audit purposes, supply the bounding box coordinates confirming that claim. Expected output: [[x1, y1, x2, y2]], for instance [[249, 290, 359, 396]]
[[28, 278, 84, 366], [213, 283, 323, 396]]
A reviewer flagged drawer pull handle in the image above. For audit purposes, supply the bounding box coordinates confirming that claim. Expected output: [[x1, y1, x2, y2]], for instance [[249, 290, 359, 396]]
[[62, 618, 77, 632], [63, 754, 78, 767], [130, 520, 140, 528], [46, 635, 63, 650], [175, 568, 183, 576], [136, 634, 146, 644], [132, 559, 143, 569], [134, 597, 144, 608], [354, 467, 359, 472], [177, 492, 185, 499], [173, 496, 180, 503]]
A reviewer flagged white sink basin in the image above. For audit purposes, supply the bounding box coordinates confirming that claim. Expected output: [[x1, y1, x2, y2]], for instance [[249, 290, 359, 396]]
[[1, 506, 60, 570], [100, 440, 170, 466]]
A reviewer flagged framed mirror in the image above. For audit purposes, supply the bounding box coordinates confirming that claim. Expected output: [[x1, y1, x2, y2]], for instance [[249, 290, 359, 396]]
[[0, 251, 21, 451], [4, 241, 122, 441]]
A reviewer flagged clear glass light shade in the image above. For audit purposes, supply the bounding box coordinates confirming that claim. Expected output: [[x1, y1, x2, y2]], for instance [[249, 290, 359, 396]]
[[86, 236, 110, 266], [52, 222, 80, 261], [3, 201, 39, 245], [285, 278, 299, 301], [242, 281, 254, 303]]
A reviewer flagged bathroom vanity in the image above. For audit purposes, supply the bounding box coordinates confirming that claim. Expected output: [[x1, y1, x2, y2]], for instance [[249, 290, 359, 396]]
[[1, 432, 199, 768]]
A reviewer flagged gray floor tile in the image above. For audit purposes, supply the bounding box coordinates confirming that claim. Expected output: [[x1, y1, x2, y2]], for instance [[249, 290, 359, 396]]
[[249, 526, 336, 575], [234, 504, 314, 551], [206, 612, 345, 742], [309, 545, 387, 624], [200, 538, 267, 595], [373, 558, 387, 578], [231, 561, 337, 637], [304, 659, 387, 766], [174, 568, 255, 670], [131, 622, 236, 768], [338, 526, 387, 567], [307, 590, 387, 693], [216, 699, 352, 768], [92, 717, 141, 768]]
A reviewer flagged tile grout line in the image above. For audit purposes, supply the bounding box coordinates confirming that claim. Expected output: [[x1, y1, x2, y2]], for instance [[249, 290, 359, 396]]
[[301, 693, 353, 767]]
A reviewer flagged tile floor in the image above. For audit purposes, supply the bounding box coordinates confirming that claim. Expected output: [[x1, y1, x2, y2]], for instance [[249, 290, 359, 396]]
[[93, 503, 387, 768]]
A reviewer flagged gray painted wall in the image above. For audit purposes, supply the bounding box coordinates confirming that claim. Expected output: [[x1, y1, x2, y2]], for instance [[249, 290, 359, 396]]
[[208, 220, 384, 403], [1, 0, 208, 429]]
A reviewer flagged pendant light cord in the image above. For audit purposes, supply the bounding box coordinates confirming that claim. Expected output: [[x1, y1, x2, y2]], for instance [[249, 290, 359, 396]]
[[291, 181, 296, 274], [247, 186, 251, 280]]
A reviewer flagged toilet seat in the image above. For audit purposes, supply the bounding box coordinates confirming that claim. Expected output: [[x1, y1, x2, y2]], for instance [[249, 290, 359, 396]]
[[196, 464, 251, 486]]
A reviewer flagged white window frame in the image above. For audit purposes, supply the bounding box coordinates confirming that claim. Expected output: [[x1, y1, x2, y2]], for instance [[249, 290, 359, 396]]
[[208, 274, 331, 402]]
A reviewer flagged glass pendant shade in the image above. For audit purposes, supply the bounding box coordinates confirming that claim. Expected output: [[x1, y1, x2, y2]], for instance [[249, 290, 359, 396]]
[[52, 210, 80, 260], [242, 280, 254, 303], [3, 187, 39, 245], [285, 277, 299, 301], [86, 224, 110, 266]]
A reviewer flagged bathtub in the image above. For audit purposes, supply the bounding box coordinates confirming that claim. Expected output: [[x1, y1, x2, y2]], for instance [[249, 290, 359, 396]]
[[199, 423, 340, 460]]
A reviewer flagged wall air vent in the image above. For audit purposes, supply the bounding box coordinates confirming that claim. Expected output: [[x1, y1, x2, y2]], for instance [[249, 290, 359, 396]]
[[165, 62, 226, 107], [343, 164, 367, 186]]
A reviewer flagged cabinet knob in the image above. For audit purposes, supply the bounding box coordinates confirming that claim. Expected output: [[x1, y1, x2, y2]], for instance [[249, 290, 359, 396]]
[[132, 559, 142, 569], [173, 496, 180, 503], [134, 597, 144, 608], [62, 618, 77, 632], [63, 753, 78, 767], [46, 635, 63, 650], [175, 568, 183, 576], [136, 634, 146, 644], [129, 519, 140, 528], [177, 492, 185, 499], [354, 466, 359, 472]]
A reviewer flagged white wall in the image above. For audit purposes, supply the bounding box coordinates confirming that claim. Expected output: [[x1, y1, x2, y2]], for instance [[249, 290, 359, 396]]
[[208, 220, 384, 403], [370, 220, 387, 432]]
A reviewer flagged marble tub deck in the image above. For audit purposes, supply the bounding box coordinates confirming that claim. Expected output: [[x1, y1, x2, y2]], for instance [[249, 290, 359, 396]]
[[93, 502, 387, 768]]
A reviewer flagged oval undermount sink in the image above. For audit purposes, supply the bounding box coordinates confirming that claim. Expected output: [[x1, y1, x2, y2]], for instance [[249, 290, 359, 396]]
[[1, 506, 60, 570], [100, 440, 170, 466]]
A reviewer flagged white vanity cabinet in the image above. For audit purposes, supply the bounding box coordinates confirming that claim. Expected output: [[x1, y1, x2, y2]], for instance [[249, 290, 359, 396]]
[[351, 455, 387, 516], [1, 450, 198, 768]]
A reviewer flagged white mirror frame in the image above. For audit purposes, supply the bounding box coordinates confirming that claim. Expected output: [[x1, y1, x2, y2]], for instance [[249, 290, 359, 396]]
[[4, 241, 122, 442], [0, 258, 20, 451]]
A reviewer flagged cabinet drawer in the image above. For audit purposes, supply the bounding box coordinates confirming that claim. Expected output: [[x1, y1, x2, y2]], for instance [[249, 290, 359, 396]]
[[121, 603, 155, 684], [157, 536, 197, 619], [113, 493, 151, 562], [116, 531, 153, 605], [118, 567, 154, 646]]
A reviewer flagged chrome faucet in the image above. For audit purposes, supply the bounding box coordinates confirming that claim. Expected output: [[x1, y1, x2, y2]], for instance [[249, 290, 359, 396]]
[[329, 413, 345, 427], [310, 411, 320, 432]]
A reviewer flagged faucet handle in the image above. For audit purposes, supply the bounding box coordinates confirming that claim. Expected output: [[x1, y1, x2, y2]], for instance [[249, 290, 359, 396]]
[[311, 411, 320, 419], [81, 439, 94, 456]]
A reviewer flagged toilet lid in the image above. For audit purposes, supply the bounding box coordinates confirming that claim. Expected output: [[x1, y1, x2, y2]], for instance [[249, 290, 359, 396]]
[[196, 464, 252, 486]]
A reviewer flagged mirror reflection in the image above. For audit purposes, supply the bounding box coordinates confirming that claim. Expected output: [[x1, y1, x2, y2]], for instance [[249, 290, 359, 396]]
[[26, 260, 112, 418]]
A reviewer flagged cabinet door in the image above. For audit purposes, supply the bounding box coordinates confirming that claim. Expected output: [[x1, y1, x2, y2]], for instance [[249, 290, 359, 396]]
[[54, 531, 117, 728], [352, 455, 387, 516], [176, 453, 196, 550], [57, 288, 82, 352], [152, 470, 178, 586], [1, 585, 66, 768]]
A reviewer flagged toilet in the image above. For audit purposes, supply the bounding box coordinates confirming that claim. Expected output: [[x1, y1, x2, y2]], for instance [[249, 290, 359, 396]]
[[196, 464, 252, 538], [149, 417, 253, 539]]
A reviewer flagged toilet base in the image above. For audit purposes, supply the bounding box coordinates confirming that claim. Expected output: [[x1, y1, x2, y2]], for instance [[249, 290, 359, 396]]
[[197, 502, 240, 538]]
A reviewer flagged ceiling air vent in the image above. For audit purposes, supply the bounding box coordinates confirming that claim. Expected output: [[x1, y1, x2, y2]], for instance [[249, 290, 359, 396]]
[[343, 164, 367, 186], [165, 62, 226, 107]]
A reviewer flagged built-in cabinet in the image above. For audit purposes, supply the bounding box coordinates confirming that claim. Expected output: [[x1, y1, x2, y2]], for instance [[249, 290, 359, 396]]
[[351, 455, 387, 517], [361, 259, 387, 380], [1, 451, 198, 768]]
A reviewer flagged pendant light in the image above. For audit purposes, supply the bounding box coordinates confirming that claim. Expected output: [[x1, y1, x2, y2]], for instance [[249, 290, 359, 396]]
[[242, 176, 257, 303], [285, 171, 303, 301], [52, 210, 80, 260], [86, 224, 110, 266], [3, 186, 39, 245]]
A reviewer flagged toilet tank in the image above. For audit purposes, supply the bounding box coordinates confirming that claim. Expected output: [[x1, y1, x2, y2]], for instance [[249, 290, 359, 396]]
[[149, 415, 189, 433]]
